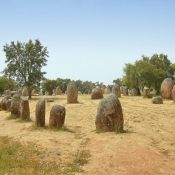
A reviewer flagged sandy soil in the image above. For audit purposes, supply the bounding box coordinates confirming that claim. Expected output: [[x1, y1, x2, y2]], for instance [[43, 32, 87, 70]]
[[0, 94, 175, 175]]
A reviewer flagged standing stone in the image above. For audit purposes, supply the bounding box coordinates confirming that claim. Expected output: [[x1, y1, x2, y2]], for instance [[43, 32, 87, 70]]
[[91, 88, 103, 99], [67, 82, 78, 103], [120, 86, 124, 94], [22, 88, 28, 96], [161, 78, 174, 99], [32, 89, 36, 96], [49, 104, 65, 128], [112, 84, 121, 97], [101, 85, 106, 94], [11, 94, 21, 117], [39, 90, 43, 96], [130, 88, 141, 96], [35, 98, 45, 127], [52, 89, 56, 96], [18, 89, 22, 95], [1, 95, 11, 110], [95, 93, 124, 132], [6, 99, 11, 111], [172, 85, 175, 102], [123, 86, 128, 96], [11, 91, 18, 97], [56, 86, 62, 95], [4, 90, 11, 96], [105, 86, 111, 94], [143, 87, 150, 98], [20, 96, 30, 120]]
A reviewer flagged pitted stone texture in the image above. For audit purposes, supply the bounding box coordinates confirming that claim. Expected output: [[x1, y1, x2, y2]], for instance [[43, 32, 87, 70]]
[[1, 95, 11, 110], [20, 96, 30, 120], [143, 87, 150, 97], [123, 86, 128, 96], [67, 82, 78, 103], [112, 84, 121, 97], [152, 96, 163, 104], [161, 78, 174, 99], [172, 85, 175, 102], [11, 94, 21, 117], [35, 98, 45, 127], [95, 93, 124, 132], [91, 88, 103, 99], [49, 104, 65, 128]]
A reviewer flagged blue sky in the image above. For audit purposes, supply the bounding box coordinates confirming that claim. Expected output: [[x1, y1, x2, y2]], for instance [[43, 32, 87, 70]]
[[0, 0, 175, 85]]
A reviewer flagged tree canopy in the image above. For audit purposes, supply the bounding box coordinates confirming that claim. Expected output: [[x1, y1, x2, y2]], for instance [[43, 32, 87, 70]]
[[2, 39, 49, 98], [122, 54, 175, 94]]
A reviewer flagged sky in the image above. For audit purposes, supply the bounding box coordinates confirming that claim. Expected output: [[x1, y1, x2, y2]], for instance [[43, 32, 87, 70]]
[[0, 0, 175, 85]]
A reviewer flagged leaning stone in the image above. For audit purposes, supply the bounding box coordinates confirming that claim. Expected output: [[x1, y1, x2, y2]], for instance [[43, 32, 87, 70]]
[[112, 84, 121, 97], [161, 78, 174, 99], [49, 104, 65, 128], [11, 94, 21, 117], [20, 96, 30, 120], [1, 95, 11, 110], [67, 82, 78, 103], [95, 93, 124, 132], [91, 88, 103, 99], [35, 98, 45, 127], [152, 96, 163, 104]]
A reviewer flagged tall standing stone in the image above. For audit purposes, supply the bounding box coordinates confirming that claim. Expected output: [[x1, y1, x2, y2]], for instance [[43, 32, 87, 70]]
[[56, 86, 62, 95], [20, 96, 30, 120], [35, 98, 45, 127], [104, 86, 111, 94], [95, 93, 124, 132], [22, 88, 28, 96], [49, 104, 65, 128], [161, 78, 174, 99], [67, 82, 78, 103], [112, 84, 121, 97], [11, 94, 21, 117], [101, 85, 106, 94]]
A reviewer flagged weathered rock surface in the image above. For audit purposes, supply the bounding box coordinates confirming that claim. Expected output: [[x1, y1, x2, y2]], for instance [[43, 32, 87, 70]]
[[56, 86, 62, 95], [1, 95, 11, 110], [172, 85, 175, 102], [49, 104, 65, 128], [20, 96, 30, 120], [95, 93, 124, 132], [101, 85, 106, 94], [35, 98, 45, 127], [123, 86, 128, 96], [112, 84, 121, 97], [152, 96, 163, 104], [143, 87, 150, 98], [104, 86, 111, 94], [161, 78, 174, 99], [22, 88, 28, 96], [11, 94, 21, 117], [67, 82, 78, 103], [91, 88, 103, 99]]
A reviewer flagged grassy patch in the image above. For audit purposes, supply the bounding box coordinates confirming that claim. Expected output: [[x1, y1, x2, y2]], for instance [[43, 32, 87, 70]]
[[16, 118, 32, 123], [95, 129, 105, 134], [6, 114, 18, 120], [0, 136, 91, 175]]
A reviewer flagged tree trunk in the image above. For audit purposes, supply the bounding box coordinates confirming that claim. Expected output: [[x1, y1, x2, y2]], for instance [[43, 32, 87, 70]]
[[28, 86, 32, 99], [155, 83, 160, 95]]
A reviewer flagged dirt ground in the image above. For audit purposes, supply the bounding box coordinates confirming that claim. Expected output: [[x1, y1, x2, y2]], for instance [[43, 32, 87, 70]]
[[0, 94, 175, 175]]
